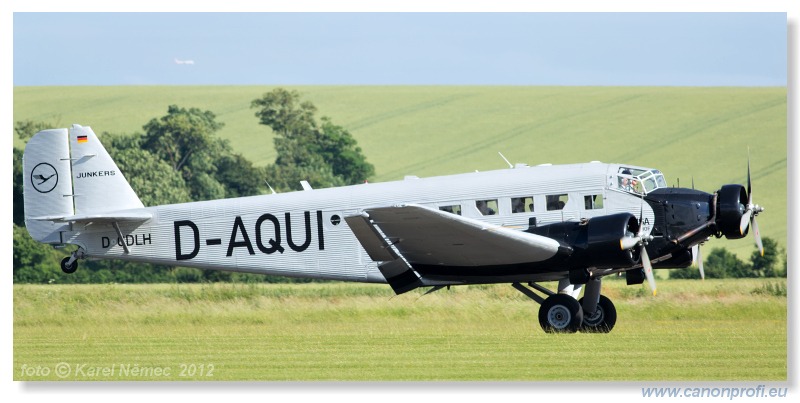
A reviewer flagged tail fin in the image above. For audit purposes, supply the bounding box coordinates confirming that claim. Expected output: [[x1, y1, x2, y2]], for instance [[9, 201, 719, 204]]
[[23, 124, 143, 243]]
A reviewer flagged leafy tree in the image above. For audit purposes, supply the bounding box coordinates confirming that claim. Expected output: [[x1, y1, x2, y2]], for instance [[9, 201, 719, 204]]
[[251, 88, 374, 191], [142, 105, 225, 172], [105, 134, 193, 206], [141, 105, 231, 201], [14, 119, 56, 141], [318, 117, 375, 184], [251, 88, 317, 137], [750, 237, 783, 277], [669, 247, 748, 279], [140, 105, 265, 201], [214, 153, 268, 198]]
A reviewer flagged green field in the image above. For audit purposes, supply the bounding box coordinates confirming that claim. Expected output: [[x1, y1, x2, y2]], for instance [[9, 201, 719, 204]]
[[13, 86, 787, 259], [13, 280, 786, 381]]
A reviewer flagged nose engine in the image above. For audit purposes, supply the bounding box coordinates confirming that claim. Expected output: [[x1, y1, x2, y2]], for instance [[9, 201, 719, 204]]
[[716, 184, 749, 239]]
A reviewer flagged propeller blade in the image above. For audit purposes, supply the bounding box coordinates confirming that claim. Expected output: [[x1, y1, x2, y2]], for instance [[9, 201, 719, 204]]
[[641, 245, 656, 296], [739, 209, 753, 235], [697, 245, 704, 280], [691, 244, 705, 280], [747, 148, 752, 202], [620, 237, 641, 250], [752, 215, 764, 257]]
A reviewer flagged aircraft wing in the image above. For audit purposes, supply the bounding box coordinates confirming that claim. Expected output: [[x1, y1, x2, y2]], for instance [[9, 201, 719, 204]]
[[346, 204, 561, 267]]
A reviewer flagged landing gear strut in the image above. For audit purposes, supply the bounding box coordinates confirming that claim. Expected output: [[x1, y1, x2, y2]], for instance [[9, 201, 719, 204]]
[[512, 278, 617, 333], [60, 248, 85, 274]]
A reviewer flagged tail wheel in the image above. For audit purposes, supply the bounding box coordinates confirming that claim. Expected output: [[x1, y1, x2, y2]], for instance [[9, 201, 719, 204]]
[[579, 295, 617, 333], [60, 257, 78, 274], [538, 294, 583, 333]]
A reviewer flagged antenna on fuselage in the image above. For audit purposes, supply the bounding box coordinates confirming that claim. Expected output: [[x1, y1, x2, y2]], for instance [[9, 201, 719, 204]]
[[264, 180, 277, 195], [498, 152, 513, 169]]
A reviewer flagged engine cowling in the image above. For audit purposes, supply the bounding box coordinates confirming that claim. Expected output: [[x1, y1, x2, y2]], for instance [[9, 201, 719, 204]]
[[582, 213, 641, 269], [716, 184, 748, 239], [528, 213, 641, 269]]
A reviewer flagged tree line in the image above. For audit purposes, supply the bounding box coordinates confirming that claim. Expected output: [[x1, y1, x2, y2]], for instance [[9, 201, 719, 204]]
[[669, 237, 786, 279], [13, 89, 373, 284]]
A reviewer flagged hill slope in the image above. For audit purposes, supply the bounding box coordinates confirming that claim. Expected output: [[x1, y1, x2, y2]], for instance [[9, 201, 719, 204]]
[[13, 86, 787, 259]]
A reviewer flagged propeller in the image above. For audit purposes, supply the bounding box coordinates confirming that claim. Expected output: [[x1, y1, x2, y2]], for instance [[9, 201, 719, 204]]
[[738, 151, 765, 256], [620, 204, 656, 296], [691, 244, 705, 280]]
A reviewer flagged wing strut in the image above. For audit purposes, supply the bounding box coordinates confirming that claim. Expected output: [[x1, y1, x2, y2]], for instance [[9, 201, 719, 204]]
[[111, 221, 130, 254]]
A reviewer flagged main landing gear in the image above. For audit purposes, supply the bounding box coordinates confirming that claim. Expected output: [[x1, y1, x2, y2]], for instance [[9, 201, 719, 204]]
[[512, 278, 617, 333], [60, 248, 85, 274]]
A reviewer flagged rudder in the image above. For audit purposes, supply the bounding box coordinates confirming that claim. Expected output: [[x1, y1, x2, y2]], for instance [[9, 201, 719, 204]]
[[23, 128, 74, 243]]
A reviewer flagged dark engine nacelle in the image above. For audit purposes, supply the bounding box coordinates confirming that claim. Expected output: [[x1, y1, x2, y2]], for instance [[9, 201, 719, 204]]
[[528, 213, 641, 269], [716, 184, 748, 239], [582, 213, 641, 269]]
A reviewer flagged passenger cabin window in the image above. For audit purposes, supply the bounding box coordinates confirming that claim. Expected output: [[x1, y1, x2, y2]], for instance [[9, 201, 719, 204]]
[[439, 205, 462, 215], [546, 194, 568, 211], [476, 199, 498, 216], [512, 197, 534, 213], [584, 195, 604, 210]]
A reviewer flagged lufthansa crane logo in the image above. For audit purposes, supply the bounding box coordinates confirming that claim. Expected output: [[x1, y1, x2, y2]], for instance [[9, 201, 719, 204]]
[[30, 163, 58, 193]]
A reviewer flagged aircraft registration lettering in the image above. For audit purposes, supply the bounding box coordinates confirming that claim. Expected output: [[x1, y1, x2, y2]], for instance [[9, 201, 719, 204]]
[[101, 234, 152, 248], [174, 211, 325, 261]]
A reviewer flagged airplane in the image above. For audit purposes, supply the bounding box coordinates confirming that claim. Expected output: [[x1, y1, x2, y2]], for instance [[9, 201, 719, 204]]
[[22, 125, 765, 333]]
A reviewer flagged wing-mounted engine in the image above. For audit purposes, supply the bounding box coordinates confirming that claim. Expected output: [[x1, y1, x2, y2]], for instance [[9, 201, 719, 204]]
[[527, 213, 641, 269]]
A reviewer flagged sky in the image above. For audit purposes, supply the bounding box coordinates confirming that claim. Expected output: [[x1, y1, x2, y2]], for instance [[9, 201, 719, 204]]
[[13, 12, 787, 86]]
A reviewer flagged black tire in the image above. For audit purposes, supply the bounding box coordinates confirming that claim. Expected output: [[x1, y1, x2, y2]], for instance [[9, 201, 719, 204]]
[[60, 257, 78, 274], [538, 294, 583, 333], [579, 295, 617, 333]]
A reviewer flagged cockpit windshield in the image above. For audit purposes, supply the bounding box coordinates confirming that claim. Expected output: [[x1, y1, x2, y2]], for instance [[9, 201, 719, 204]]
[[613, 167, 667, 195]]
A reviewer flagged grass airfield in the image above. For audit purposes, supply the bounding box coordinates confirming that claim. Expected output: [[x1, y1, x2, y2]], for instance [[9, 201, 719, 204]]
[[14, 280, 786, 381]]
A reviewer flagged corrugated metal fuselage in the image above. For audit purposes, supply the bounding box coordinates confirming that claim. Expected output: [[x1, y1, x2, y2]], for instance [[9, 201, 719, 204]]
[[63, 162, 656, 285]]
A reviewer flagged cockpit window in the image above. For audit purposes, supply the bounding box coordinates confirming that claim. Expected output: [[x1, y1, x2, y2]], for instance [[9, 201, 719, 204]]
[[615, 168, 666, 195]]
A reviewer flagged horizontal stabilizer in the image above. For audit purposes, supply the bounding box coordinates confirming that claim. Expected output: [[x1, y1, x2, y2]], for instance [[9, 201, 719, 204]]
[[29, 211, 153, 224]]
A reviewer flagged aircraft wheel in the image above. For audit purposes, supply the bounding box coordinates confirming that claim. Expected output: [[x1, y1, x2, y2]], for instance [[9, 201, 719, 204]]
[[579, 295, 617, 333], [60, 257, 78, 274], [538, 294, 583, 333]]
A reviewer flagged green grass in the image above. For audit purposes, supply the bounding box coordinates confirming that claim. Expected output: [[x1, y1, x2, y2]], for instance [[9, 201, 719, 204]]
[[13, 86, 787, 259], [13, 280, 787, 381]]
